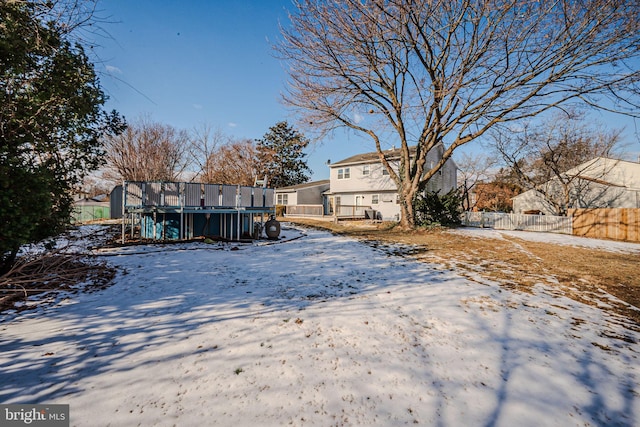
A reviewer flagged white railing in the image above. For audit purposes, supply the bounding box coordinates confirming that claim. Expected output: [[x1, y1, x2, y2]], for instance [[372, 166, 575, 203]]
[[335, 205, 371, 218], [462, 212, 573, 234], [285, 204, 324, 217], [283, 204, 374, 219]]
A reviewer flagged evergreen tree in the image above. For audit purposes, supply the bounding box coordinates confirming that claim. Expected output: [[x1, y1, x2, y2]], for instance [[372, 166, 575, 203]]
[[0, 1, 123, 272], [255, 121, 311, 188], [413, 190, 463, 227]]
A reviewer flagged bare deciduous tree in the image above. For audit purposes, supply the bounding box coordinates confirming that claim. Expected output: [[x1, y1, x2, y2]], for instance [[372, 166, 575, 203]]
[[472, 180, 521, 212], [278, 0, 640, 227], [189, 123, 229, 182], [456, 152, 499, 211], [103, 116, 190, 183], [493, 112, 622, 214], [200, 139, 258, 185]]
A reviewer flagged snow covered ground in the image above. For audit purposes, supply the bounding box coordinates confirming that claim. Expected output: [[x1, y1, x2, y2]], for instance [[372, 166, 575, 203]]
[[1, 225, 638, 426], [450, 227, 640, 254]]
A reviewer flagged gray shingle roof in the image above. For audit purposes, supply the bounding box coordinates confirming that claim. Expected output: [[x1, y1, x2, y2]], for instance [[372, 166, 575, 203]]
[[276, 179, 330, 191], [331, 146, 417, 167]]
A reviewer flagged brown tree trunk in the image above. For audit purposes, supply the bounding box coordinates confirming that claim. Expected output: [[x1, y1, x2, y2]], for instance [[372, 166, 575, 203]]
[[398, 190, 416, 229]]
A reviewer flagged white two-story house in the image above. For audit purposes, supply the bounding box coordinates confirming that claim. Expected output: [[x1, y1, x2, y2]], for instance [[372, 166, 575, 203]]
[[325, 145, 458, 220]]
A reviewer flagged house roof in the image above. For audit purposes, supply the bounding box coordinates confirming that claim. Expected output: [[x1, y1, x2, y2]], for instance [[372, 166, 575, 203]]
[[275, 179, 330, 192], [512, 156, 640, 199], [331, 146, 417, 167]]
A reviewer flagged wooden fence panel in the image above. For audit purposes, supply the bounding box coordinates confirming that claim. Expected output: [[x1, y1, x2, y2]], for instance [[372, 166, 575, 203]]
[[569, 208, 640, 242]]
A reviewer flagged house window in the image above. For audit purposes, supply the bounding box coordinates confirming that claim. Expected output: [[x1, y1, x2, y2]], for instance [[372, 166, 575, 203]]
[[362, 165, 370, 176], [277, 194, 288, 205], [337, 168, 351, 179], [382, 168, 390, 176], [372, 194, 379, 204]]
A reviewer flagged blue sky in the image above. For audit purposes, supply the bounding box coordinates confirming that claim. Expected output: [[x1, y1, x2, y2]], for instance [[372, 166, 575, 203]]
[[95, 0, 374, 180], [94, 1, 640, 181]]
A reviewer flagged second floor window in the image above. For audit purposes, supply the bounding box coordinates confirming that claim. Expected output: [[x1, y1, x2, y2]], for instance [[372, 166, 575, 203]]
[[362, 165, 370, 176], [338, 168, 351, 179]]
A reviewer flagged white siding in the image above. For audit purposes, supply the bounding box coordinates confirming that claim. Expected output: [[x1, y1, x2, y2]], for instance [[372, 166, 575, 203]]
[[286, 192, 297, 206], [330, 157, 457, 194], [331, 163, 397, 193], [513, 158, 640, 214], [328, 146, 458, 221]]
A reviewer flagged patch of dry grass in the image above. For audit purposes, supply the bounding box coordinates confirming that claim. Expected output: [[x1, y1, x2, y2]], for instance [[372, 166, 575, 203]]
[[286, 218, 640, 325]]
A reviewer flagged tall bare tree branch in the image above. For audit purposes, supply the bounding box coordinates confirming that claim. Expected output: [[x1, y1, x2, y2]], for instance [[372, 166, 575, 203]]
[[278, 0, 640, 227], [493, 111, 623, 215]]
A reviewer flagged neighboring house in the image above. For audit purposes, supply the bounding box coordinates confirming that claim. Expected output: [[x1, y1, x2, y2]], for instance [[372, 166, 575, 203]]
[[326, 145, 458, 221], [72, 193, 111, 223], [512, 157, 640, 215], [274, 180, 330, 213]]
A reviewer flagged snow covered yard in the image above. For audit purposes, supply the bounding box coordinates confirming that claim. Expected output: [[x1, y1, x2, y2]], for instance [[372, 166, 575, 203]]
[[1, 225, 638, 426]]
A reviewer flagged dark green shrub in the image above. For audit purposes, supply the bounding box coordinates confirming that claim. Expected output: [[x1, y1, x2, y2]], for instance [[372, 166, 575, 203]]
[[413, 189, 463, 227]]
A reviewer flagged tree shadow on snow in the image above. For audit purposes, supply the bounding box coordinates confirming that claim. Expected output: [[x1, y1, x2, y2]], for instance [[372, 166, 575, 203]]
[[0, 227, 637, 426]]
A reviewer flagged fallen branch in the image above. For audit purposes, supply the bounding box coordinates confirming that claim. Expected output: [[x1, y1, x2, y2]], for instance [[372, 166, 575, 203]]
[[0, 228, 117, 313]]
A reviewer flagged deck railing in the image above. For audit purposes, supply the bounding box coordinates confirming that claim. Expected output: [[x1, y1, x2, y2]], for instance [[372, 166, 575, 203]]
[[335, 205, 372, 219], [123, 181, 275, 209], [284, 204, 324, 217], [283, 204, 375, 219]]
